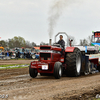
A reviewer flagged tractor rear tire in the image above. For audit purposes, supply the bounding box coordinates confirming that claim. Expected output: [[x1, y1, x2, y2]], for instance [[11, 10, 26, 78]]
[[66, 48, 81, 77], [54, 62, 62, 79], [29, 65, 38, 78]]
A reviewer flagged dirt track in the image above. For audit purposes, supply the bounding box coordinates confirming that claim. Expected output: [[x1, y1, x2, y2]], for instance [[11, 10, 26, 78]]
[[0, 60, 100, 100], [0, 60, 34, 65]]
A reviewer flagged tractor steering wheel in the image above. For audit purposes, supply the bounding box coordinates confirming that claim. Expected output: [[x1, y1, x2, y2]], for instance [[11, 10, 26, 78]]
[[53, 43, 62, 48]]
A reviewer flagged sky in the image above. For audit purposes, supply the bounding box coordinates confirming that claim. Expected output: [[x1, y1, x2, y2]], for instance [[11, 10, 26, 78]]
[[0, 0, 100, 45]]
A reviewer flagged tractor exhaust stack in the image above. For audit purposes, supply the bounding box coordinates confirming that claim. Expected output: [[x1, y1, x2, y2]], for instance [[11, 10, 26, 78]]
[[49, 39, 52, 45]]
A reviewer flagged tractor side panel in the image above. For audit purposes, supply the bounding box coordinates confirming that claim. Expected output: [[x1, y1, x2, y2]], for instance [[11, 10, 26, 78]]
[[65, 47, 75, 52]]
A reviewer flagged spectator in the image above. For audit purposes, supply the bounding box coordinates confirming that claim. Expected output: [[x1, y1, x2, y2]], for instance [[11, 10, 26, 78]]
[[24, 52, 26, 59], [16, 52, 19, 60], [18, 51, 20, 58], [2, 51, 4, 55], [7, 52, 9, 57]]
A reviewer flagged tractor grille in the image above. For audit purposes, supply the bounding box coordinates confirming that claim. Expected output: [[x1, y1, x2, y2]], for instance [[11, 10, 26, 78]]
[[40, 53, 51, 60], [40, 47, 51, 50]]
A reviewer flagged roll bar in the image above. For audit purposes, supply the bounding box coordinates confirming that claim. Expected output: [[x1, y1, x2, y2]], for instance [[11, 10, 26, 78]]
[[55, 32, 70, 46]]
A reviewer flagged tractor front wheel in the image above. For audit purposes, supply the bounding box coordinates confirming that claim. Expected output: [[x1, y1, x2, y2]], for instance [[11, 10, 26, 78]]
[[29, 65, 38, 78], [54, 62, 62, 79]]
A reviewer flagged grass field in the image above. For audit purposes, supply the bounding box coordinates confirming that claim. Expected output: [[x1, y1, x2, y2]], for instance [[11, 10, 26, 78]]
[[0, 64, 29, 70]]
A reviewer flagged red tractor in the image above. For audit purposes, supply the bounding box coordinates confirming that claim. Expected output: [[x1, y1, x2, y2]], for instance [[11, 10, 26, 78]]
[[29, 32, 100, 79]]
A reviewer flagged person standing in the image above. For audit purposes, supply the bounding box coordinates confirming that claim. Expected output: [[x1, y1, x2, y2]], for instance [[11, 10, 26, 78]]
[[24, 52, 26, 59]]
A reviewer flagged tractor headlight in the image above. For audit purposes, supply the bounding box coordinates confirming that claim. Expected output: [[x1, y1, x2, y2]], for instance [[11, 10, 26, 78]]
[[48, 58, 51, 60], [41, 58, 44, 60]]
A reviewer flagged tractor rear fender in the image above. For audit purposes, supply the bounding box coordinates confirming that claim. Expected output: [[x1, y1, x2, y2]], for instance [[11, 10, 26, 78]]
[[65, 47, 75, 53]]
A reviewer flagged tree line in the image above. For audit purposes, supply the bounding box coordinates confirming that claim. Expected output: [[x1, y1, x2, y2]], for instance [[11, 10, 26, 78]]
[[0, 35, 93, 48], [67, 35, 93, 46], [79, 35, 93, 46], [0, 36, 37, 48]]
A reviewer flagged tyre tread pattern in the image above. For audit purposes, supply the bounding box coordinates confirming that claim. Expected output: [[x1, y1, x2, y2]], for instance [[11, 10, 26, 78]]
[[29, 65, 38, 78], [66, 48, 81, 77], [54, 62, 62, 79]]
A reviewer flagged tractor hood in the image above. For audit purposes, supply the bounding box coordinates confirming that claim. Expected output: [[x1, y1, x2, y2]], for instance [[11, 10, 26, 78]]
[[40, 45, 61, 52]]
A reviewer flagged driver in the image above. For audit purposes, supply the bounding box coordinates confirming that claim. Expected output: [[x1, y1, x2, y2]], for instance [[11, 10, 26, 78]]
[[57, 35, 65, 54]]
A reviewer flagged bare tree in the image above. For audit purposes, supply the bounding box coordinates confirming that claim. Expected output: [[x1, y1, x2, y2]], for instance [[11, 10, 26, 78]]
[[32, 42, 36, 47], [79, 35, 93, 46], [79, 39, 83, 46], [25, 41, 32, 48], [79, 39, 88, 46], [88, 35, 93, 46], [40, 42, 48, 45]]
